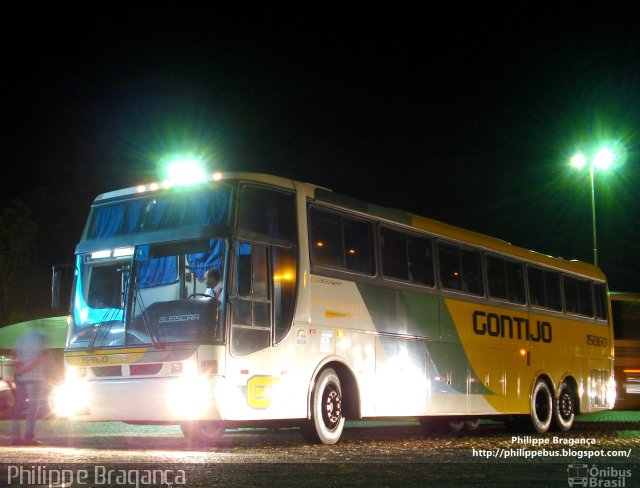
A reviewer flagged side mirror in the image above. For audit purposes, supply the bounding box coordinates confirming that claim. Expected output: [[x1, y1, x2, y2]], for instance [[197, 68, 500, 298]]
[[51, 264, 73, 310]]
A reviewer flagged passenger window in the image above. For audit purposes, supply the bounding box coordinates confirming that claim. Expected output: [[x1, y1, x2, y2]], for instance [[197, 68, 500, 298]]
[[527, 266, 562, 311], [486, 255, 507, 299], [309, 206, 374, 275], [438, 244, 462, 290], [506, 260, 526, 304], [486, 255, 525, 304], [563, 275, 594, 317], [238, 185, 296, 243], [407, 234, 434, 286], [438, 243, 483, 296], [309, 208, 342, 268], [380, 227, 434, 286], [380, 227, 409, 280], [594, 283, 608, 320], [343, 218, 374, 274]]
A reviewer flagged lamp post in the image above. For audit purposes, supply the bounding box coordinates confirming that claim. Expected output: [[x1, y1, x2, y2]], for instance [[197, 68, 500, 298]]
[[570, 148, 614, 267]]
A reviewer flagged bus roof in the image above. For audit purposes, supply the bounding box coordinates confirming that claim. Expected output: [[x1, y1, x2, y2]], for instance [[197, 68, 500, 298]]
[[89, 171, 606, 281]]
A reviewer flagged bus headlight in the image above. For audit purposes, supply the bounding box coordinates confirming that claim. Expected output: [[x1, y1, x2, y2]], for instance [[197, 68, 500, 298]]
[[166, 376, 212, 418], [49, 380, 91, 418]]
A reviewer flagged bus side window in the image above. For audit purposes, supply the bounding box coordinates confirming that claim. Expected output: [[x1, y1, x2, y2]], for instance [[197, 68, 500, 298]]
[[438, 243, 461, 290], [528, 266, 561, 311], [486, 255, 508, 300], [231, 243, 270, 355], [380, 227, 409, 280], [594, 283, 608, 320], [506, 260, 526, 304], [237, 185, 296, 242], [343, 218, 374, 274], [380, 226, 434, 286], [407, 235, 434, 286], [438, 243, 483, 296], [309, 206, 374, 275], [563, 275, 594, 317], [309, 207, 342, 268]]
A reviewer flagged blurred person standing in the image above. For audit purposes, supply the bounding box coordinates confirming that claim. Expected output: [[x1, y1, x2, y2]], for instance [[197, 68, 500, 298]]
[[11, 326, 48, 446]]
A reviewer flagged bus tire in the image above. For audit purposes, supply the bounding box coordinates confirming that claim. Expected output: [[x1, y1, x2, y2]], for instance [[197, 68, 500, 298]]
[[448, 417, 465, 433], [464, 418, 481, 432], [180, 421, 225, 446], [553, 382, 575, 431], [530, 379, 553, 433], [300, 368, 345, 444]]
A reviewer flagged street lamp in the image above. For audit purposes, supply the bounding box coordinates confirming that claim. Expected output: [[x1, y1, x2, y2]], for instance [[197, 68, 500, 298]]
[[570, 148, 614, 267]]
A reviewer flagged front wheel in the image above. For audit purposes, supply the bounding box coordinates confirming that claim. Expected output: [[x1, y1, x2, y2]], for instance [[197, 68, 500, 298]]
[[180, 420, 225, 446], [300, 368, 345, 444]]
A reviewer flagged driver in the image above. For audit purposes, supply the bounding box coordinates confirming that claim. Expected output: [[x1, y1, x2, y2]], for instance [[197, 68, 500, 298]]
[[205, 269, 223, 301]]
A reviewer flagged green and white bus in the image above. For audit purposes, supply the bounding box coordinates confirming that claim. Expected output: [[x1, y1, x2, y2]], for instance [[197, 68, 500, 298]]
[[52, 171, 615, 444]]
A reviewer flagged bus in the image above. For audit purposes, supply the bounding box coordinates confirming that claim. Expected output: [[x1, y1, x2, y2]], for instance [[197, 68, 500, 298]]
[[51, 171, 615, 444], [610, 292, 640, 410]]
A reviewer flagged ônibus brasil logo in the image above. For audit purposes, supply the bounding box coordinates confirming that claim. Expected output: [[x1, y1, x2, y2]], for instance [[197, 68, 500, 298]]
[[567, 464, 632, 487]]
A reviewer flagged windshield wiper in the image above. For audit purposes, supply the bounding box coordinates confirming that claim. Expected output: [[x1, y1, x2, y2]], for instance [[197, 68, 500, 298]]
[[86, 307, 123, 351], [133, 289, 160, 345]]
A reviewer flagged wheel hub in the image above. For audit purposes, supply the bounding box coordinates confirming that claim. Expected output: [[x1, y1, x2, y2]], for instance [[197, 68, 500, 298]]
[[323, 389, 342, 429], [559, 392, 573, 419]]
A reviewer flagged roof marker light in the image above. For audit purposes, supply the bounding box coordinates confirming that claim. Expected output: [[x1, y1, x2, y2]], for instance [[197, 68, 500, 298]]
[[113, 247, 134, 257], [91, 250, 111, 259]]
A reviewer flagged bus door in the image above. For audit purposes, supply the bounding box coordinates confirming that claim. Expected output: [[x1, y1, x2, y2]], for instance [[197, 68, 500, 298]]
[[225, 241, 298, 417]]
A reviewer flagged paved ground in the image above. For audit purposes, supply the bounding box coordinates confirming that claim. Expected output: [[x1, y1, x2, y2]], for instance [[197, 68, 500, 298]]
[[0, 411, 638, 487]]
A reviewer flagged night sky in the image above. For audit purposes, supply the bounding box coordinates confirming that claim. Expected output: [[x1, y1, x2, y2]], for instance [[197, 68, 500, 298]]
[[2, 10, 640, 293]]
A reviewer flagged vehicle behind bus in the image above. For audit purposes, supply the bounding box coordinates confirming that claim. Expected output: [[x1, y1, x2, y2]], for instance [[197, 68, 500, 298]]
[[611, 292, 640, 410]]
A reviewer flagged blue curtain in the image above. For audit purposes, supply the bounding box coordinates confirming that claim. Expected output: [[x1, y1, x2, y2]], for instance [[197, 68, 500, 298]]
[[91, 200, 144, 238], [137, 256, 178, 289], [87, 187, 230, 239], [187, 240, 224, 281]]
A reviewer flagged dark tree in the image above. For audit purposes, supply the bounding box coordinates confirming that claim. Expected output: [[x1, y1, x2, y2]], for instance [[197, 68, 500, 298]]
[[0, 200, 39, 322]]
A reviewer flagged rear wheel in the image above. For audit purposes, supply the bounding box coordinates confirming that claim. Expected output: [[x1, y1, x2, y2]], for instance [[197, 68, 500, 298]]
[[300, 368, 345, 444], [553, 382, 575, 431], [180, 420, 225, 446], [530, 379, 553, 433]]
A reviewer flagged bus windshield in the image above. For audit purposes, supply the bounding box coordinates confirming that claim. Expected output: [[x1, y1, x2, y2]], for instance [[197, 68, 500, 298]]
[[67, 238, 227, 350]]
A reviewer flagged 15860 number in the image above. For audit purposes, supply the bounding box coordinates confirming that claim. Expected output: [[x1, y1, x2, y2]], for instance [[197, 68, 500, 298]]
[[586, 335, 608, 347]]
